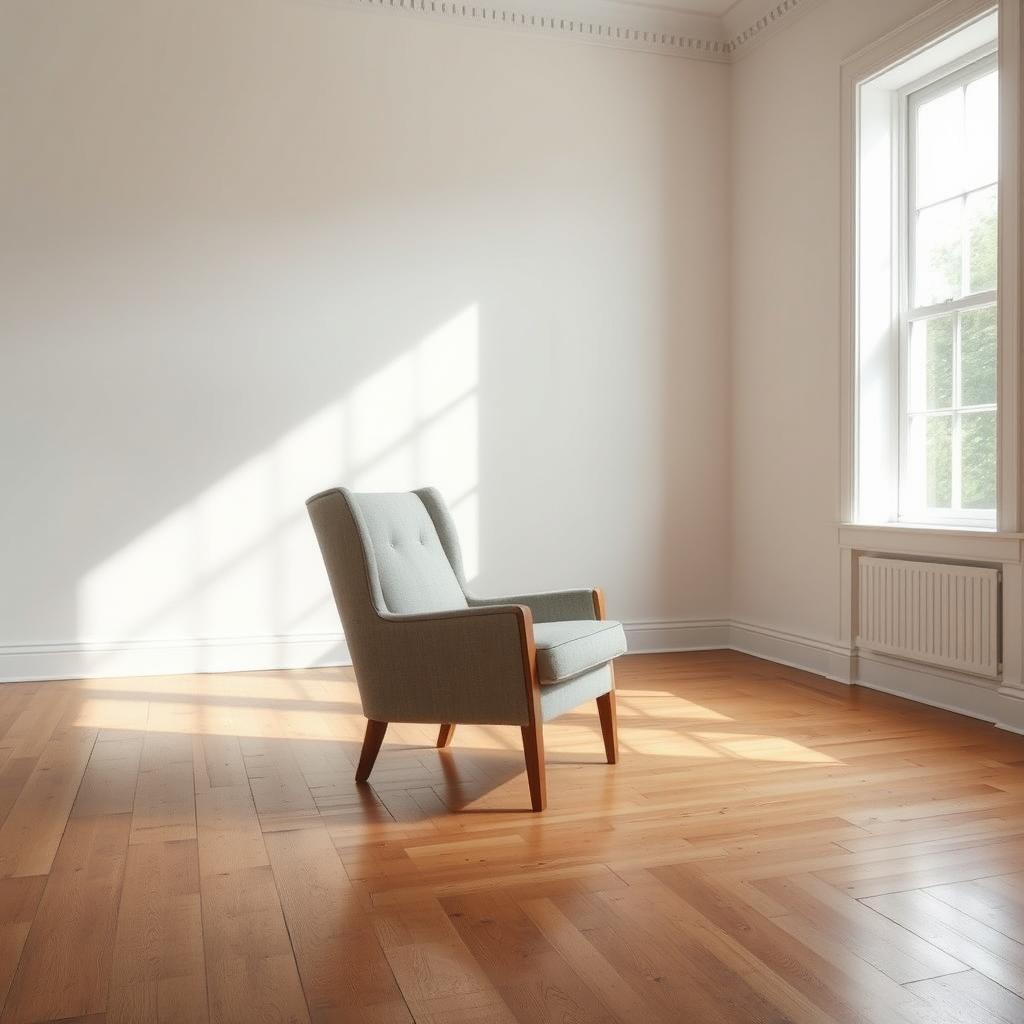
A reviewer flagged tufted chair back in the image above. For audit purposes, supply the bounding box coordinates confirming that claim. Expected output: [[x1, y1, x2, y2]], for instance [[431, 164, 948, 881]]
[[346, 491, 468, 614], [306, 486, 486, 723]]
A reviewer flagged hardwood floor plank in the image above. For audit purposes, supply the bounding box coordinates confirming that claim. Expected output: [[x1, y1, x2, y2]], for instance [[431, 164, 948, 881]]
[[907, 969, 1024, 1024], [594, 875, 840, 1024], [194, 785, 268, 876], [521, 894, 693, 1024], [821, 837, 1024, 899], [650, 864, 952, 1024], [374, 899, 509, 1020], [130, 733, 196, 846], [264, 827, 411, 1019], [439, 892, 619, 1024], [72, 737, 142, 818], [753, 872, 966, 983], [194, 736, 247, 791], [195, 784, 309, 1024], [0, 758, 39, 835], [863, 889, 1024, 997], [1, 814, 130, 1024], [0, 690, 70, 759], [927, 874, 1024, 944], [0, 732, 97, 878], [107, 839, 207, 1024], [0, 877, 46, 1009]]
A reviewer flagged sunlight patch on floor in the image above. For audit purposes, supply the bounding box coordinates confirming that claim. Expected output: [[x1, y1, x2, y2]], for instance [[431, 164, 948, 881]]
[[694, 731, 840, 764]]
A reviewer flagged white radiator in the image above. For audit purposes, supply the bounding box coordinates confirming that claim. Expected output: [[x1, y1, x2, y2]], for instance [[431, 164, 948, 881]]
[[857, 557, 1001, 678]]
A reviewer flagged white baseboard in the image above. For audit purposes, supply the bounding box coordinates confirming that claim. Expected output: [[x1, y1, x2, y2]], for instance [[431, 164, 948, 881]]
[[622, 618, 731, 653], [4, 616, 1024, 734], [0, 618, 728, 683], [998, 717, 1024, 736], [0, 633, 350, 683], [727, 619, 1024, 735], [729, 620, 854, 683]]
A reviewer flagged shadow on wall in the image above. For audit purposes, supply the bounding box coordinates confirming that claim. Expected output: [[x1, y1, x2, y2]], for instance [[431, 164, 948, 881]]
[[76, 306, 481, 676]]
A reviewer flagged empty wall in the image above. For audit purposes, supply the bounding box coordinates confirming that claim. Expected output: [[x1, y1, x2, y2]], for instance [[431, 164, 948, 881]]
[[0, 0, 731, 678], [729, 0, 949, 646]]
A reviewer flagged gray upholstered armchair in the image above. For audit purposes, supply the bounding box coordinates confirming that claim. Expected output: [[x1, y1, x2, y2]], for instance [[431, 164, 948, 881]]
[[306, 487, 627, 810]]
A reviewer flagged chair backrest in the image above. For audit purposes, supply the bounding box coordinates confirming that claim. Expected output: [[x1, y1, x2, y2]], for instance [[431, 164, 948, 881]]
[[346, 490, 468, 614], [305, 487, 473, 722], [307, 487, 528, 726], [306, 486, 469, 627]]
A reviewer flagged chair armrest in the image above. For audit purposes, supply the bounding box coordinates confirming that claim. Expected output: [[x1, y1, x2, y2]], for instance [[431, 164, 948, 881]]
[[466, 587, 604, 623], [354, 604, 535, 726]]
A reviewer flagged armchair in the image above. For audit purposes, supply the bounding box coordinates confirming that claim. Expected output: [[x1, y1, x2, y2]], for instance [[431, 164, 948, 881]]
[[306, 487, 627, 810]]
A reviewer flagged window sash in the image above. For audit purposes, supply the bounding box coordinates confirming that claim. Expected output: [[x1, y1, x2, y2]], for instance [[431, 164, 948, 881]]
[[898, 50, 998, 527]]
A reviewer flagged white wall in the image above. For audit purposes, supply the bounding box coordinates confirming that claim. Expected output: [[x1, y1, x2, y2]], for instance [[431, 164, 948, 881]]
[[0, 0, 731, 679], [729, 0, 946, 645], [728, 0, 1024, 734]]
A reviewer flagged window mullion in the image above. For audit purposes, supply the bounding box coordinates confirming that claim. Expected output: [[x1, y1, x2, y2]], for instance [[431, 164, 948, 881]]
[[898, 87, 912, 523], [961, 196, 970, 303], [952, 310, 961, 511]]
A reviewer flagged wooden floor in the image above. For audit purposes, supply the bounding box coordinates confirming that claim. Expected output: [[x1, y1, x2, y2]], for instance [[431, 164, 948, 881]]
[[0, 652, 1023, 1023]]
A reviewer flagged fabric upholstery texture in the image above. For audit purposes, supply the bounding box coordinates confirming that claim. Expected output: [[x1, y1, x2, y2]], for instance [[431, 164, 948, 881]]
[[533, 620, 628, 683], [347, 492, 467, 614], [468, 588, 600, 623], [539, 664, 614, 722], [306, 486, 625, 727]]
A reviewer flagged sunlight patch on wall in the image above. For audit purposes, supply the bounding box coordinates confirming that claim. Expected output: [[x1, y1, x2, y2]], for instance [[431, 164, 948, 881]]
[[76, 306, 479, 674], [349, 306, 479, 579]]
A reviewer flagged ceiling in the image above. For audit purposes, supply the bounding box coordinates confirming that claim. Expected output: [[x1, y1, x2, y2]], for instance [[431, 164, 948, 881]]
[[612, 0, 737, 16], [675, 0, 737, 13]]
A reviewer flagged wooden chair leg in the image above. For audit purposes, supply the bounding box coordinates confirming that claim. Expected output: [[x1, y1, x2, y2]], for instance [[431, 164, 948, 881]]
[[521, 722, 547, 811], [355, 719, 388, 782], [596, 691, 618, 764], [437, 723, 456, 748]]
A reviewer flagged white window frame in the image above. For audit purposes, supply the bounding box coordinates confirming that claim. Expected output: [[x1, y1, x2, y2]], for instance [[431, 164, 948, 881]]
[[839, 0, 1020, 537], [898, 49, 998, 528], [837, 0, 1024, 706]]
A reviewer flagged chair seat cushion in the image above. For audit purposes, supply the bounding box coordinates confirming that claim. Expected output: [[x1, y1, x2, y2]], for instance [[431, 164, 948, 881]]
[[533, 620, 627, 683]]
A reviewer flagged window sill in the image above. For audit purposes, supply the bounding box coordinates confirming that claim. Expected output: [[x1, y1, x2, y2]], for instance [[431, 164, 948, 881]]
[[838, 522, 1024, 562]]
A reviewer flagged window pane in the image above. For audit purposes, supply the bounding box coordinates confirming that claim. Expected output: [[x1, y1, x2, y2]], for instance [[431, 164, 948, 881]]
[[926, 415, 953, 508], [916, 86, 964, 207], [966, 185, 997, 293], [910, 315, 954, 409], [965, 70, 998, 191], [915, 198, 962, 306], [891, 58, 1000, 526], [961, 410, 996, 509], [961, 305, 997, 407]]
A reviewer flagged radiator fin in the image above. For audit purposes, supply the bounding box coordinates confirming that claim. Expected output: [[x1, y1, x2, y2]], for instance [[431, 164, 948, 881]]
[[856, 557, 1000, 679]]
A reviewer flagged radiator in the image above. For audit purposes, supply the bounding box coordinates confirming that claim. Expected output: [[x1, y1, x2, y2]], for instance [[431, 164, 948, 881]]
[[857, 557, 1001, 678]]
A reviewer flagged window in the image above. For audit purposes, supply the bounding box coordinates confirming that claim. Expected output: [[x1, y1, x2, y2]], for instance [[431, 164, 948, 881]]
[[903, 57, 998, 525], [846, 10, 1001, 530]]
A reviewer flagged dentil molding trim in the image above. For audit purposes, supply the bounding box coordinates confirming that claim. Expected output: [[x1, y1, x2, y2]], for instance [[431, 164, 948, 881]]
[[325, 0, 823, 61], [722, 0, 825, 58]]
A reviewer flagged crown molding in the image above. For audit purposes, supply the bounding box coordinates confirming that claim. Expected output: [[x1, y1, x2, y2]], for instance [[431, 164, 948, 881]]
[[721, 0, 825, 59], [323, 0, 817, 61]]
